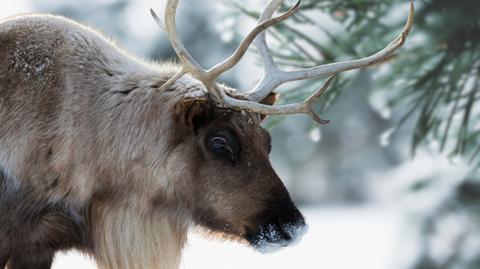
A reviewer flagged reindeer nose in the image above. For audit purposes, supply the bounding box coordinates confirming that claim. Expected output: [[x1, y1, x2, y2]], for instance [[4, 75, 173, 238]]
[[276, 207, 307, 244], [278, 216, 308, 248], [278, 206, 305, 228], [247, 205, 307, 253]]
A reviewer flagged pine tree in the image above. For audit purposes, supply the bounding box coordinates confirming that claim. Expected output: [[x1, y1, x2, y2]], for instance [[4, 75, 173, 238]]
[[223, 0, 480, 167]]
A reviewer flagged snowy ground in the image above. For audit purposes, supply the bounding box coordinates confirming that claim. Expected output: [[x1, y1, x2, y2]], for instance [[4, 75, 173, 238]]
[[52, 206, 401, 269]]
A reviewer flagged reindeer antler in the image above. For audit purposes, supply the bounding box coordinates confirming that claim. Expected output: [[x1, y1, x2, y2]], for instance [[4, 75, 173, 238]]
[[151, 0, 414, 124]]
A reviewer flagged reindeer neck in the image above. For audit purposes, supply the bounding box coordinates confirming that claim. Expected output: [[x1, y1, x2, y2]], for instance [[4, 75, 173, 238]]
[[90, 200, 188, 269]]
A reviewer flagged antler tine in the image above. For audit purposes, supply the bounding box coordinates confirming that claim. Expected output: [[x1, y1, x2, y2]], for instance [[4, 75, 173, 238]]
[[220, 74, 336, 125], [153, 0, 300, 99], [207, 0, 301, 79], [254, 0, 281, 71], [163, 0, 205, 75], [243, 0, 283, 99], [150, 8, 165, 31], [252, 0, 283, 89], [247, 0, 415, 102]]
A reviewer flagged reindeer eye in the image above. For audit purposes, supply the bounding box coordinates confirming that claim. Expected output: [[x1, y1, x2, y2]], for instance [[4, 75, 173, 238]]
[[207, 130, 239, 162], [210, 137, 226, 151]]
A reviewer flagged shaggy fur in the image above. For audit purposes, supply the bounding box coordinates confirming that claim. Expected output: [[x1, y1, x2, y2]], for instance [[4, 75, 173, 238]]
[[0, 14, 305, 269]]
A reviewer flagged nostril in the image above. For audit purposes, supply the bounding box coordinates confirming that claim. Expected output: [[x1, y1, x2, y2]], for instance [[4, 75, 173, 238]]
[[279, 226, 293, 241], [281, 221, 308, 247], [281, 221, 303, 238]]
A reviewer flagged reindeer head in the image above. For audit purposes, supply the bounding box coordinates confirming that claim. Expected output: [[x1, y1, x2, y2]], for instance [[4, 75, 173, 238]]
[[149, 0, 414, 252], [160, 81, 305, 252]]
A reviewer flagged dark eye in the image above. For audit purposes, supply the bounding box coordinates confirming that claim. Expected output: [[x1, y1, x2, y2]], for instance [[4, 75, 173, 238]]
[[207, 130, 239, 162], [210, 137, 226, 152]]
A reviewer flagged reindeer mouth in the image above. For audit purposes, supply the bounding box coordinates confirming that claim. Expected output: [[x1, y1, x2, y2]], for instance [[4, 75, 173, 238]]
[[246, 212, 307, 253]]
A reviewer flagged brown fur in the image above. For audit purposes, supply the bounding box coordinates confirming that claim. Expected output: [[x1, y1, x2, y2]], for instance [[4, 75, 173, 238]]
[[0, 14, 305, 269]]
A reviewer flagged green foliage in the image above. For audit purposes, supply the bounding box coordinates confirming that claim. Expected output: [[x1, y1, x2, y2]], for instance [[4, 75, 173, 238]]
[[223, 0, 480, 167], [381, 0, 480, 166]]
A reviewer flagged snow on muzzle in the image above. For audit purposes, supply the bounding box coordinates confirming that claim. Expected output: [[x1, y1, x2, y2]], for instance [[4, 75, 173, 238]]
[[246, 205, 307, 253]]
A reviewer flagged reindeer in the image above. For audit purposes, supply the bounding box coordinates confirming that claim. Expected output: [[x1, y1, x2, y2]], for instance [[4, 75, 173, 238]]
[[0, 0, 413, 268]]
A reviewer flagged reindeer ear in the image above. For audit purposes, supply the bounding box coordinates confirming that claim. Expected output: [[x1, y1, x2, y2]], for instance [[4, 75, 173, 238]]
[[259, 92, 279, 121], [176, 99, 213, 133]]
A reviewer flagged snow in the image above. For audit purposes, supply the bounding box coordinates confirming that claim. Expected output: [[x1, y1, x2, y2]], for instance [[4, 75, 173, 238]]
[[12, 44, 52, 77], [182, 207, 400, 269], [380, 127, 396, 147], [368, 89, 392, 120], [250, 222, 308, 254], [52, 206, 401, 269], [309, 128, 321, 143]]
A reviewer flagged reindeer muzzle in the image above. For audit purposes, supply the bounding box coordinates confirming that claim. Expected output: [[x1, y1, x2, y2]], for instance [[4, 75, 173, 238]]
[[246, 205, 307, 253]]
